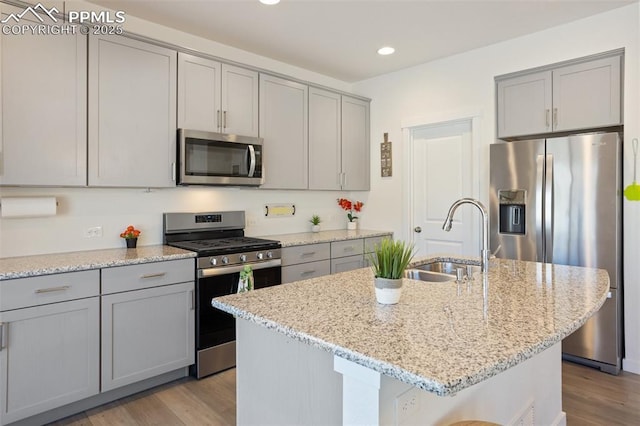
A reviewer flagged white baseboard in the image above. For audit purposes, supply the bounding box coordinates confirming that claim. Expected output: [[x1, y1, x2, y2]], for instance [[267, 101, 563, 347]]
[[623, 357, 640, 374]]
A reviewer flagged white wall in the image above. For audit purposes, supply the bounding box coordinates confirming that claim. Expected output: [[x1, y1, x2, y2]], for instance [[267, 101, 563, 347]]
[[0, 0, 364, 257], [353, 4, 640, 374]]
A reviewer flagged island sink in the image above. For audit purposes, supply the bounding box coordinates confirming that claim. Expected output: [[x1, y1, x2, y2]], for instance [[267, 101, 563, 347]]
[[404, 260, 481, 282]]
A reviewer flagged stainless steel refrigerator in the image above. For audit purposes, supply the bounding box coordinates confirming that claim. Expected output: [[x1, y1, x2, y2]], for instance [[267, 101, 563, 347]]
[[489, 132, 622, 374]]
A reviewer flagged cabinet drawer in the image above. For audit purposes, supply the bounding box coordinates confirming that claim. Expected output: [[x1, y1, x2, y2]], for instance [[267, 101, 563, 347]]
[[282, 260, 331, 283], [281, 243, 330, 266], [0, 270, 100, 311], [364, 235, 391, 253], [330, 254, 364, 274], [331, 239, 364, 258], [101, 259, 194, 294]]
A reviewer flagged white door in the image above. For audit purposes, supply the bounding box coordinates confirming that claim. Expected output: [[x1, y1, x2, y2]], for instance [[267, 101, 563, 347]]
[[410, 120, 477, 257]]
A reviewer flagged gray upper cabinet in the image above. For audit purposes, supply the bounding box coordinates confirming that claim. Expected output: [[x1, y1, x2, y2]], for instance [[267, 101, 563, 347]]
[[259, 74, 308, 189], [177, 53, 221, 133], [88, 35, 177, 187], [178, 53, 259, 137], [497, 71, 552, 138], [552, 55, 621, 132], [309, 89, 370, 190], [309, 87, 342, 190], [341, 96, 370, 191], [497, 52, 622, 139], [0, 4, 87, 186]]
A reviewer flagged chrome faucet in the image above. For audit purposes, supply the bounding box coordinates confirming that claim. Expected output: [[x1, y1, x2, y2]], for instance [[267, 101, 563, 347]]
[[442, 198, 490, 273]]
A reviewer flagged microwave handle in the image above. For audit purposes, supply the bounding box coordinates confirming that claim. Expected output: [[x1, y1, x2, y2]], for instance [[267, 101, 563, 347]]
[[248, 145, 256, 177]]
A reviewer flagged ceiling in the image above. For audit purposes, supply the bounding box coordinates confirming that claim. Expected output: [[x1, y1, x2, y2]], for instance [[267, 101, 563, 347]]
[[87, 0, 636, 82]]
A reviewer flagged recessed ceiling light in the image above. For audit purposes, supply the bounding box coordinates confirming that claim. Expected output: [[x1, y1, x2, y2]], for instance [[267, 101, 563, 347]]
[[260, 0, 280, 5], [377, 46, 395, 56]]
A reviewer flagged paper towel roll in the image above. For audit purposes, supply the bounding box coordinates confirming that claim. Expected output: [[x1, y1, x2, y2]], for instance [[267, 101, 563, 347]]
[[0, 197, 57, 218]]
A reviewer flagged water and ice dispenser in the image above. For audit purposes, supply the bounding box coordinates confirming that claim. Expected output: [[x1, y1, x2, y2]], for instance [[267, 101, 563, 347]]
[[498, 190, 526, 235]]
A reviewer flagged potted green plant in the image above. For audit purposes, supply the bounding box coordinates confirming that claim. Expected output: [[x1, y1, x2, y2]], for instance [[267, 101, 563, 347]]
[[310, 214, 322, 232], [367, 238, 415, 304]]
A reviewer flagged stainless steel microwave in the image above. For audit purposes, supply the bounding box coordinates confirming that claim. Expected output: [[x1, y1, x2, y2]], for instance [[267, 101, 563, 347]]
[[177, 129, 264, 186]]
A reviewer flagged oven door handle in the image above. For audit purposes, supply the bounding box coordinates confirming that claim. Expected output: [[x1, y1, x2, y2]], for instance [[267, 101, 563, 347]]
[[199, 259, 281, 278]]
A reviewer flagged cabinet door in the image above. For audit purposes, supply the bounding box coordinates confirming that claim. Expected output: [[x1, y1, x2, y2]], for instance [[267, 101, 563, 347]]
[[308, 87, 341, 190], [282, 260, 331, 283], [496, 70, 552, 138], [101, 282, 195, 392], [552, 55, 621, 132], [0, 4, 87, 186], [341, 96, 370, 190], [221, 64, 259, 136], [0, 298, 100, 425], [88, 35, 177, 187], [330, 254, 364, 274], [177, 53, 221, 132], [259, 74, 308, 189]]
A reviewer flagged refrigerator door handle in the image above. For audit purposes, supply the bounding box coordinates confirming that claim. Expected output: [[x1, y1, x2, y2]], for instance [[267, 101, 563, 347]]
[[536, 154, 545, 262], [545, 154, 554, 263]]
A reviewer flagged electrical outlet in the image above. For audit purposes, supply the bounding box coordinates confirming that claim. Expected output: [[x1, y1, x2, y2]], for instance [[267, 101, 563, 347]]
[[395, 388, 420, 424], [84, 226, 103, 238]]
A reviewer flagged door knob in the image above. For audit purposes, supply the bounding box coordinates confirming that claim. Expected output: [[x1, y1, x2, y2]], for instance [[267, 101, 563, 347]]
[[414, 227, 422, 233]]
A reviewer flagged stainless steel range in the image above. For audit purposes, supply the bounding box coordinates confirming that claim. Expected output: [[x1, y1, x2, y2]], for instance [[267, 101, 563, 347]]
[[163, 211, 282, 378]]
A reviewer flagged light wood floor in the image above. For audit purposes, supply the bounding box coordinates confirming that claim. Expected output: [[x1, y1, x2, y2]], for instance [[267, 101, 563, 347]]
[[49, 362, 639, 425]]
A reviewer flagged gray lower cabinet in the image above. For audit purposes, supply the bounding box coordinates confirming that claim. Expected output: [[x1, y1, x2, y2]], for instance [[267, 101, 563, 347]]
[[101, 259, 195, 392], [281, 243, 331, 283], [0, 258, 196, 425], [0, 271, 100, 426]]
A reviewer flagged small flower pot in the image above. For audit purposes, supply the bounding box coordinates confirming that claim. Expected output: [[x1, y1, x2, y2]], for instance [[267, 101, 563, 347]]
[[311, 225, 321, 233], [374, 277, 403, 304], [347, 221, 357, 230], [125, 238, 138, 249]]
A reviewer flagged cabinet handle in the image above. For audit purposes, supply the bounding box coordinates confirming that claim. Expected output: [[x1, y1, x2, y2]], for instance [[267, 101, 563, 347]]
[[0, 323, 6, 351], [545, 109, 550, 127], [190, 290, 195, 310], [344, 247, 355, 252], [34, 285, 70, 294], [140, 272, 166, 279], [553, 108, 558, 128], [301, 252, 316, 256], [223, 111, 227, 129], [171, 162, 176, 182], [301, 270, 316, 276], [217, 110, 222, 131]]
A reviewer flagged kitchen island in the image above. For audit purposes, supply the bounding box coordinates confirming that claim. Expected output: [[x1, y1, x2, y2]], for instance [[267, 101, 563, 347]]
[[212, 257, 609, 425]]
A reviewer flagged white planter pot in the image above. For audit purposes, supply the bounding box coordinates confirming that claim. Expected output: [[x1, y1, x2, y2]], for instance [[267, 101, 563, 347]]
[[347, 221, 357, 230], [311, 225, 321, 233], [374, 277, 403, 304]]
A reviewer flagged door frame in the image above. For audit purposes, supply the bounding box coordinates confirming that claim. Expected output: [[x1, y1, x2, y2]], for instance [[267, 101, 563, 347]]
[[401, 110, 482, 249]]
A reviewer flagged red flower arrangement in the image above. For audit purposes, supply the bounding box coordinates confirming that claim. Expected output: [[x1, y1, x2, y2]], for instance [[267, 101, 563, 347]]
[[120, 225, 141, 239], [337, 198, 364, 222]]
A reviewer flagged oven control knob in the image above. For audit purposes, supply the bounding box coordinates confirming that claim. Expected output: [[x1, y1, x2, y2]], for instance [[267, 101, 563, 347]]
[[257, 252, 264, 260], [266, 251, 273, 259], [210, 258, 217, 266], [221, 256, 229, 264], [239, 254, 247, 262]]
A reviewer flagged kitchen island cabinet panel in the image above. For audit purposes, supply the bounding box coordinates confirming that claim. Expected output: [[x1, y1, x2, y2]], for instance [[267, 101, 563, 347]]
[[0, 4, 87, 186], [88, 35, 177, 188], [259, 74, 308, 189], [101, 281, 195, 392], [0, 298, 100, 425]]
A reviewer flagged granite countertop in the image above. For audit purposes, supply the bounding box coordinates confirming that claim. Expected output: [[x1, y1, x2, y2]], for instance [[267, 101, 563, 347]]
[[0, 245, 196, 280], [260, 229, 393, 247], [212, 256, 609, 396]]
